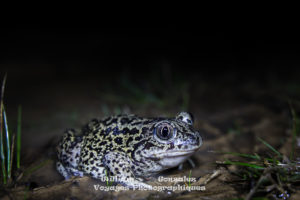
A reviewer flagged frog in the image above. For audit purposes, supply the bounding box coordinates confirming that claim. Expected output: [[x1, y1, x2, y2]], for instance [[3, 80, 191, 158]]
[[56, 112, 202, 189]]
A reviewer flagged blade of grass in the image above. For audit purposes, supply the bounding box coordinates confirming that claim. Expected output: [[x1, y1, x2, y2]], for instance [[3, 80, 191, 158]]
[[17, 105, 22, 169], [3, 107, 11, 179], [215, 151, 261, 160], [224, 160, 265, 169], [23, 160, 50, 177], [0, 74, 7, 184], [257, 137, 282, 158], [10, 134, 15, 179], [188, 169, 192, 187], [289, 102, 299, 160]]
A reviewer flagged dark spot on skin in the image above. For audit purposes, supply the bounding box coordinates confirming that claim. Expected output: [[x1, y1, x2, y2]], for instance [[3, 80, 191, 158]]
[[114, 137, 123, 145], [102, 117, 111, 125], [143, 120, 153, 125], [113, 127, 121, 135], [105, 118, 118, 126], [128, 128, 139, 135], [115, 167, 119, 171], [126, 137, 133, 147], [117, 147, 123, 151], [141, 127, 148, 135], [167, 142, 174, 150], [121, 117, 129, 125], [122, 127, 129, 134], [105, 128, 111, 135], [131, 121, 142, 126], [89, 152, 94, 158], [86, 144, 93, 150], [99, 130, 106, 136], [134, 136, 141, 141], [144, 142, 155, 150]]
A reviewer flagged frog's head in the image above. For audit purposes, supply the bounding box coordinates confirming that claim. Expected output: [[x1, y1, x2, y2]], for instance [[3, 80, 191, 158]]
[[139, 112, 202, 169]]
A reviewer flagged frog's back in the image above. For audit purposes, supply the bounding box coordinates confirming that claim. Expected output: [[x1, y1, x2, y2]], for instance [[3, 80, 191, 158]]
[[79, 115, 146, 159]]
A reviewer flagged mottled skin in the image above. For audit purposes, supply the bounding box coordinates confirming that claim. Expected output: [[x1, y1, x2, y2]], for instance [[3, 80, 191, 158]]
[[57, 112, 202, 189]]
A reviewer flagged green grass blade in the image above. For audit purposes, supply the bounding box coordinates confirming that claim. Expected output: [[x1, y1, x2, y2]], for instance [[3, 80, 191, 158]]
[[215, 151, 261, 160], [257, 137, 282, 158], [3, 107, 11, 179], [0, 125, 7, 184], [23, 160, 50, 177], [17, 105, 22, 169], [224, 160, 265, 169]]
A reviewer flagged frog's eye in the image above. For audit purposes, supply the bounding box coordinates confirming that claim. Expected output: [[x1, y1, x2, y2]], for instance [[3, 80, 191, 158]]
[[154, 122, 176, 143]]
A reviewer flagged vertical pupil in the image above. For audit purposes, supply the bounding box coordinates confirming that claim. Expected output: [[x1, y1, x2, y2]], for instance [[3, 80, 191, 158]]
[[162, 127, 169, 137]]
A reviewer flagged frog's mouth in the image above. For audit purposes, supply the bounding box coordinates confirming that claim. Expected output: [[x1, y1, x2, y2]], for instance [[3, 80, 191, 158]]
[[147, 147, 200, 160], [147, 148, 200, 168]]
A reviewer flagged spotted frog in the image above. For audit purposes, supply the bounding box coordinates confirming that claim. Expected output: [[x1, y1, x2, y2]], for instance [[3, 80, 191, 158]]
[[56, 112, 202, 189]]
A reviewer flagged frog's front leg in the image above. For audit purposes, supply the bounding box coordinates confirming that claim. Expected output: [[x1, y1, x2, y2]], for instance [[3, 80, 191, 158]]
[[178, 158, 196, 170], [103, 151, 152, 190]]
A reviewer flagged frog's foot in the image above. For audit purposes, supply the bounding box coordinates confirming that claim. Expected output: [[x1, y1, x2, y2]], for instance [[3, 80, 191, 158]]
[[69, 168, 84, 177], [57, 161, 71, 180], [135, 176, 145, 182], [57, 161, 84, 180], [104, 151, 152, 190], [178, 158, 196, 170]]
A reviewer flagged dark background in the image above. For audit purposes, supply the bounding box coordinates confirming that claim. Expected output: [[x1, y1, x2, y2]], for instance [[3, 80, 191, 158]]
[[1, 24, 300, 148], [1, 24, 300, 81]]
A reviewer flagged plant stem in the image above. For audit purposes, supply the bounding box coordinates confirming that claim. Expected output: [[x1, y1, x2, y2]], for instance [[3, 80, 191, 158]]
[[10, 134, 15, 179], [0, 74, 7, 184], [3, 107, 11, 179], [17, 105, 22, 169]]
